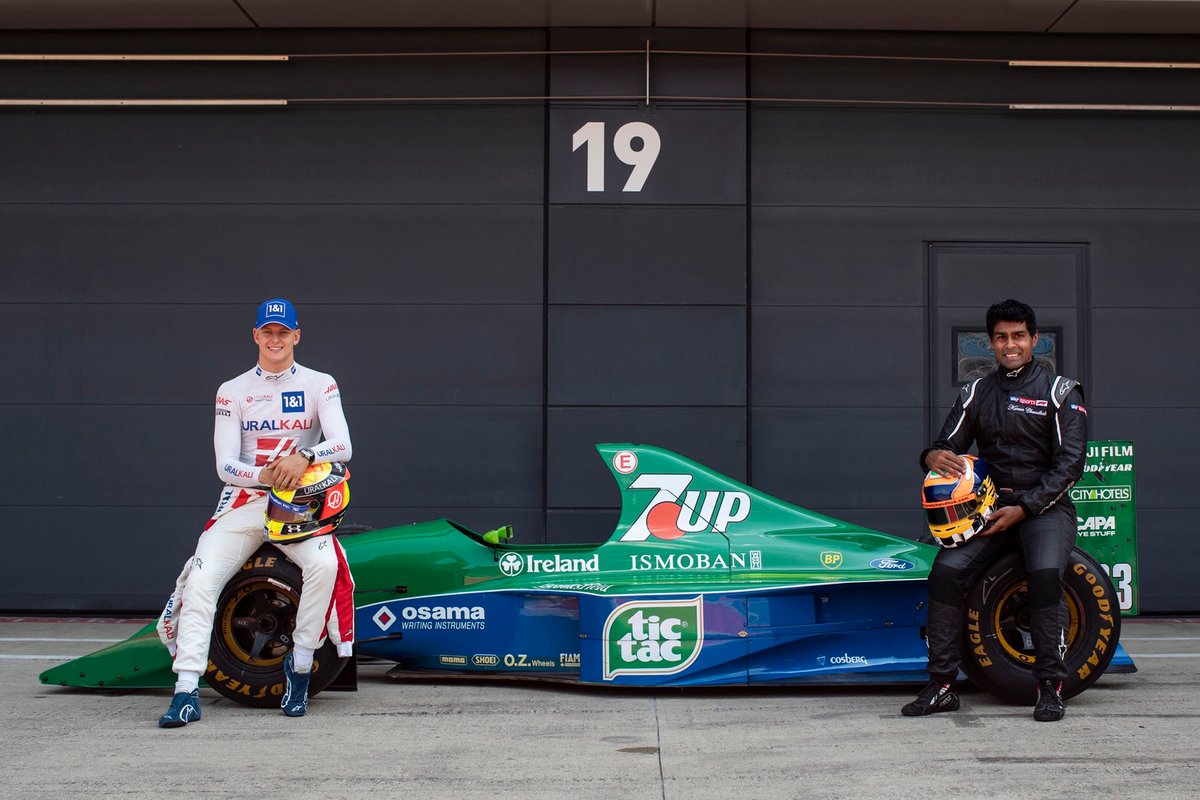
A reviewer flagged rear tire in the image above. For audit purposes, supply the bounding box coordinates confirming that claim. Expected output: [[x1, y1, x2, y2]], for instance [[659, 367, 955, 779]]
[[961, 547, 1121, 704], [206, 544, 346, 708]]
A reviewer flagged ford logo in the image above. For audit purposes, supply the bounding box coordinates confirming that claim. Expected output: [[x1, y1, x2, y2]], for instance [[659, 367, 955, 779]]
[[870, 558, 915, 571]]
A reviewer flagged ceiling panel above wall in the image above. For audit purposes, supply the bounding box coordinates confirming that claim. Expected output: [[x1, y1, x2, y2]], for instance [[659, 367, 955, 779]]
[[0, 0, 251, 29], [238, 0, 651, 29], [1051, 0, 1200, 34], [757, 0, 1071, 32], [1, 0, 1198, 34]]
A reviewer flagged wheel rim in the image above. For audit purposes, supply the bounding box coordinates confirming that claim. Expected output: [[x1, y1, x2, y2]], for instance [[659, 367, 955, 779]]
[[218, 578, 299, 667], [990, 580, 1082, 666]]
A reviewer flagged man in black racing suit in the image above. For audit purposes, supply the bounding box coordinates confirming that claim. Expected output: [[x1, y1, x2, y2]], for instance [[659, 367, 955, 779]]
[[902, 299, 1088, 722]]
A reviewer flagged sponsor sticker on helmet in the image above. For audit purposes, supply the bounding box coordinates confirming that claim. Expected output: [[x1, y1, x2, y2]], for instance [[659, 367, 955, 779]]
[[603, 596, 703, 680]]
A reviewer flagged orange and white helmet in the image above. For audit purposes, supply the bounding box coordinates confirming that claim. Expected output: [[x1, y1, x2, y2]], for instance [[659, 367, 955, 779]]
[[264, 462, 350, 544], [921, 455, 996, 548]]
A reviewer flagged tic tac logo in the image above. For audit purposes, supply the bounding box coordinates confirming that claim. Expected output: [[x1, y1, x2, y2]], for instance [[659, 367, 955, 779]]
[[620, 474, 750, 542], [603, 597, 703, 680]]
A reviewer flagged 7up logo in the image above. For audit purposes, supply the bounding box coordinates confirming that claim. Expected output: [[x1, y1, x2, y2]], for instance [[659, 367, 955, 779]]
[[603, 597, 704, 680], [620, 474, 751, 542]]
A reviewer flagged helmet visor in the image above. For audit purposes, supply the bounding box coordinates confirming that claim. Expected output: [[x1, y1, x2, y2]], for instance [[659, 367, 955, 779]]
[[267, 494, 315, 525], [924, 498, 978, 528]]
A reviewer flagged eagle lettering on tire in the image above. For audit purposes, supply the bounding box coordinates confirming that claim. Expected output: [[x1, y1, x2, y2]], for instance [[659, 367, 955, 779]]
[[206, 543, 347, 709], [961, 547, 1121, 704]]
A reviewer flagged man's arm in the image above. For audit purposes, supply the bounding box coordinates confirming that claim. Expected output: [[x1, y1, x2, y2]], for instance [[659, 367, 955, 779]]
[[213, 391, 263, 487], [311, 377, 352, 465], [261, 376, 352, 491], [1018, 383, 1088, 517], [920, 379, 980, 477]]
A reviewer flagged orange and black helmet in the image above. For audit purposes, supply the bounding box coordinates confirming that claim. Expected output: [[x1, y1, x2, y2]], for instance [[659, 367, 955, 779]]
[[264, 462, 350, 544], [921, 455, 996, 548]]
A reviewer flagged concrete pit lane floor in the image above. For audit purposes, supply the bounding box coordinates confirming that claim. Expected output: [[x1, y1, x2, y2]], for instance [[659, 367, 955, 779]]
[[2, 617, 1198, 800]]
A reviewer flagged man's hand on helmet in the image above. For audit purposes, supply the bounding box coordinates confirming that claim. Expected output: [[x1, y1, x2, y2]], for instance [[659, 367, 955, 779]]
[[925, 449, 967, 478], [980, 504, 1027, 535], [260, 452, 310, 492]]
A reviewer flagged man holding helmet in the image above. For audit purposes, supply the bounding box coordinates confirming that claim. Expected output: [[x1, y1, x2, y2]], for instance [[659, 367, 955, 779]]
[[158, 298, 354, 728], [902, 299, 1088, 722]]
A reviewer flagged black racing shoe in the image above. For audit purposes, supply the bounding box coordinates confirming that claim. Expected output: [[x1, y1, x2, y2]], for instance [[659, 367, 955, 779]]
[[901, 681, 960, 716], [1034, 679, 1066, 722]]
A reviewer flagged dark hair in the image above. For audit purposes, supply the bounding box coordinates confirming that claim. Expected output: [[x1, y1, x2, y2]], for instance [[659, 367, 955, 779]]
[[986, 299, 1038, 338]]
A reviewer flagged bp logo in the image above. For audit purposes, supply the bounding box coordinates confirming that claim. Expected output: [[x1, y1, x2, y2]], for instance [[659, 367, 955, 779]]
[[498, 552, 524, 577], [603, 596, 704, 680], [820, 551, 843, 569]]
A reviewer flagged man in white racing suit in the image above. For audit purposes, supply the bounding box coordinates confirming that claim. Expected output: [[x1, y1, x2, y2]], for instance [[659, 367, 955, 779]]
[[158, 298, 353, 727]]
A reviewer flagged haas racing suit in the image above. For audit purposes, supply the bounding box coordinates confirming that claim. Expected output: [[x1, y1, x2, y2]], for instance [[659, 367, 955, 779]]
[[919, 360, 1088, 682], [161, 363, 355, 677]]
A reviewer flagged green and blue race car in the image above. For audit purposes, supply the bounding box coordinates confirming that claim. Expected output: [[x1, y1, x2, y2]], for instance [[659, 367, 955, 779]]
[[42, 443, 1131, 706]]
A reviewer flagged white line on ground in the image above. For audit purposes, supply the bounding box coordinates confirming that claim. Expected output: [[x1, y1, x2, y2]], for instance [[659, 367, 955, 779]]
[[0, 654, 77, 660], [1120, 636, 1200, 641], [1127, 654, 1200, 657], [0, 637, 121, 643]]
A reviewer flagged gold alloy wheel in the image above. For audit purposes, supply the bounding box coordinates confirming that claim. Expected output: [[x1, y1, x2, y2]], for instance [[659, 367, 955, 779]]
[[991, 581, 1081, 665], [218, 578, 299, 667]]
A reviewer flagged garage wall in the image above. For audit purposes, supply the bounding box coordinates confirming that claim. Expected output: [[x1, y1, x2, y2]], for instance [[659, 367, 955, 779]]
[[748, 31, 1200, 613], [545, 28, 749, 543], [0, 30, 548, 610], [1, 29, 1197, 612]]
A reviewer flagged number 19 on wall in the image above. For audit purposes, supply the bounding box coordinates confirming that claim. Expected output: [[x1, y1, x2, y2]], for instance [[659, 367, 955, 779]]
[[572, 121, 661, 192]]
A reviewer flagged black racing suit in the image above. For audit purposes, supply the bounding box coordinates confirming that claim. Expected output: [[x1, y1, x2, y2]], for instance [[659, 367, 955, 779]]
[[920, 360, 1088, 683]]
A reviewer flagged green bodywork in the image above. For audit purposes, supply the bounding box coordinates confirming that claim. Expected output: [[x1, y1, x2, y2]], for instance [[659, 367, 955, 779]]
[[40, 443, 937, 690]]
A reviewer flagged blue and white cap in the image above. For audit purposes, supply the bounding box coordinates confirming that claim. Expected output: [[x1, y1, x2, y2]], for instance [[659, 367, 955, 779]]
[[255, 298, 299, 330]]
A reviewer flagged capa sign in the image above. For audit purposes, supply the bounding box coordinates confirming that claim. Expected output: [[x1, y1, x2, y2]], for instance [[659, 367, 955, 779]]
[[603, 596, 704, 680], [621, 474, 750, 542]]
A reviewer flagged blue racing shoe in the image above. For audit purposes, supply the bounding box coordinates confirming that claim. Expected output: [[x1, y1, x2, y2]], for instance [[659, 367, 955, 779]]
[[281, 654, 311, 717], [158, 690, 201, 728]]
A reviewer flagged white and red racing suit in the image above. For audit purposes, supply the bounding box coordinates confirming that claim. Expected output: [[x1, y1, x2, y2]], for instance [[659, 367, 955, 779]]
[[161, 362, 355, 676]]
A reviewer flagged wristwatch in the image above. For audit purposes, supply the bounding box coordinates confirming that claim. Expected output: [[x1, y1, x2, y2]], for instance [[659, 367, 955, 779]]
[[298, 447, 316, 465]]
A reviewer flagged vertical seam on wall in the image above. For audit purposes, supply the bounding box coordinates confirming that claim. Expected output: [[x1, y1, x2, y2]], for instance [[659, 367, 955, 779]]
[[744, 28, 753, 485], [1079, 243, 1092, 395], [924, 242, 934, 444], [542, 28, 551, 544]]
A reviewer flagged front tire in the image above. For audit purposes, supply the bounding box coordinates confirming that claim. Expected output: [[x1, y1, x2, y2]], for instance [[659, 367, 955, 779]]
[[206, 544, 346, 708], [961, 547, 1121, 704]]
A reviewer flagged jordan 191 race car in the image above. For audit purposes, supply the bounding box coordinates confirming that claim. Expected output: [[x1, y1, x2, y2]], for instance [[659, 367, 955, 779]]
[[41, 443, 1132, 706]]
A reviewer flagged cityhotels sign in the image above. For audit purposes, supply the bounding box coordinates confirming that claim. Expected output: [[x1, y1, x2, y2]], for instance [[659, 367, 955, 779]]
[[1071, 440, 1139, 615]]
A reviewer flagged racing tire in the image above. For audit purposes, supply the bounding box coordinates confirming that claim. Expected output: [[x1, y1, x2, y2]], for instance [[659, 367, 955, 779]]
[[207, 544, 348, 708], [961, 547, 1121, 705]]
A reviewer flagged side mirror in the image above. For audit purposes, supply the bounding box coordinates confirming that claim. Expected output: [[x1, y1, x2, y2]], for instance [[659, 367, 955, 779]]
[[482, 524, 514, 546]]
